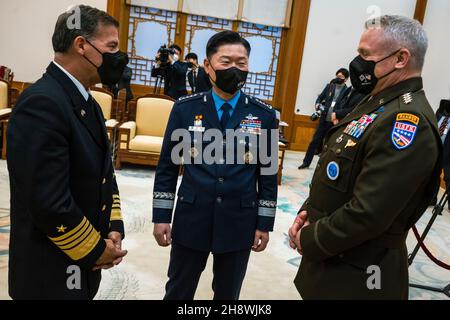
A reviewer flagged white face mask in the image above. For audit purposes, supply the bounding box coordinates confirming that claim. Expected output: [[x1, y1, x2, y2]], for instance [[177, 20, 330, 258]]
[[173, 54, 179, 62]]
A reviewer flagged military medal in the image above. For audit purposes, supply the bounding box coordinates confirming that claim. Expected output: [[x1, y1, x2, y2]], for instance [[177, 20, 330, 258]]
[[343, 113, 378, 139], [240, 114, 262, 135], [244, 151, 254, 164], [189, 147, 199, 158], [189, 115, 205, 132]]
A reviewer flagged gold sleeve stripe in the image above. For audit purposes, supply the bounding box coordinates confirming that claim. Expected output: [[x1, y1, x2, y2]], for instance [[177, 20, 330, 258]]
[[58, 224, 94, 250], [53, 219, 90, 247], [112, 204, 121, 209], [113, 194, 120, 200], [110, 208, 123, 221], [49, 217, 88, 243], [62, 230, 101, 261]]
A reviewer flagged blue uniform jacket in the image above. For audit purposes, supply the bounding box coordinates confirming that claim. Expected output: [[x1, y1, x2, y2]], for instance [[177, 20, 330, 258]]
[[152, 90, 278, 253]]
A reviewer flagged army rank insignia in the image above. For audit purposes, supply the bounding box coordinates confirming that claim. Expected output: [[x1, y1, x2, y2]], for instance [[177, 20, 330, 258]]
[[343, 113, 378, 139], [391, 113, 419, 150], [189, 115, 205, 132], [240, 114, 261, 135]]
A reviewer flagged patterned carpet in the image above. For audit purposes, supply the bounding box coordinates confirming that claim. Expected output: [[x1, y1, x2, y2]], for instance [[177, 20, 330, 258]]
[[0, 151, 449, 300]]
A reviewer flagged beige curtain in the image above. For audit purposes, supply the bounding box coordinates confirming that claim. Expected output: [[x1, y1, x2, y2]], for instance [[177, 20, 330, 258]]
[[242, 0, 292, 27], [127, 0, 179, 11], [127, 0, 292, 27]]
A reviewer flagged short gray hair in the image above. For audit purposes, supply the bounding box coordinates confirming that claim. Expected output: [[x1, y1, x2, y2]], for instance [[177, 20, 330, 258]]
[[365, 15, 428, 70]]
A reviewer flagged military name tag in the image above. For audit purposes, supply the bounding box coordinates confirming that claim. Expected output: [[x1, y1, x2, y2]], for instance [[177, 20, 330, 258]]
[[188, 126, 205, 132], [343, 113, 378, 139]]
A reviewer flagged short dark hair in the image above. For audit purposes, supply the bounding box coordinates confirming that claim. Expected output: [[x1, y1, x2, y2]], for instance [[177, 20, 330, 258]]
[[206, 31, 251, 59], [185, 53, 198, 61], [336, 68, 349, 78], [169, 44, 182, 54], [52, 5, 119, 53]]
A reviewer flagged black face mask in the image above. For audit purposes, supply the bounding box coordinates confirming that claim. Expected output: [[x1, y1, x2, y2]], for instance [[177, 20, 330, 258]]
[[83, 39, 129, 86], [209, 65, 248, 95], [349, 49, 401, 94], [332, 77, 346, 85]]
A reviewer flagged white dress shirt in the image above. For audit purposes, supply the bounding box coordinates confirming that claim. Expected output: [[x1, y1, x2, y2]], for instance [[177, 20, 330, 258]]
[[52, 61, 90, 101]]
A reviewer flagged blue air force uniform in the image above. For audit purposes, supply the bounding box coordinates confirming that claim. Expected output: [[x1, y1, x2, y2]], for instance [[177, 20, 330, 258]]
[[152, 89, 278, 299]]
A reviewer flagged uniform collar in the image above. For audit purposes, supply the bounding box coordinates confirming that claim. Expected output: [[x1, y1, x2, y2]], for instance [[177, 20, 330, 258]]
[[212, 89, 241, 112], [333, 77, 424, 131], [52, 61, 90, 101]]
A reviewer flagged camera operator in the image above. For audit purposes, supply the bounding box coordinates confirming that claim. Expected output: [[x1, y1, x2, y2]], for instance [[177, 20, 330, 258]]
[[151, 44, 188, 99], [298, 68, 349, 169], [185, 52, 212, 94]]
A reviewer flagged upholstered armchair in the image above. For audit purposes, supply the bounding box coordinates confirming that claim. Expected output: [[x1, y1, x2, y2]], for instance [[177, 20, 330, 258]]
[[115, 94, 174, 169], [0, 79, 12, 121], [91, 87, 122, 143]]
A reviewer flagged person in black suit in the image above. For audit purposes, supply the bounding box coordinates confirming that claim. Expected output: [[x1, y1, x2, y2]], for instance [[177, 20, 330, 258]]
[[185, 52, 212, 94], [152, 44, 189, 100], [298, 68, 350, 169], [329, 86, 366, 125], [109, 65, 134, 105], [436, 99, 450, 186], [6, 5, 127, 300]]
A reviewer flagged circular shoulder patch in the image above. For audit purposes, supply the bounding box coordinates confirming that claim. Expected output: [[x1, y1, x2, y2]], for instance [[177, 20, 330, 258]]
[[326, 161, 340, 181]]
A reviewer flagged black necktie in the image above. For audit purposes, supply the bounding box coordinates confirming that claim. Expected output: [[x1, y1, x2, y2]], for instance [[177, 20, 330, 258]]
[[220, 103, 232, 131]]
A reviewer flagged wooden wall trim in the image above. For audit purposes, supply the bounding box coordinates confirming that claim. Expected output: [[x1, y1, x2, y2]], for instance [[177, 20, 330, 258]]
[[288, 115, 318, 151], [414, 0, 428, 24], [107, 0, 130, 52], [174, 13, 188, 56], [277, 0, 311, 148]]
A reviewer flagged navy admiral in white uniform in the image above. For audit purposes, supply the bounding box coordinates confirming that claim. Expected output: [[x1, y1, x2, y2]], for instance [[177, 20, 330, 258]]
[[152, 31, 278, 300]]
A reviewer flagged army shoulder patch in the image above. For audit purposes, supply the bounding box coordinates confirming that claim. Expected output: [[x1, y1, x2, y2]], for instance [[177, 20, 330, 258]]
[[391, 113, 419, 150]]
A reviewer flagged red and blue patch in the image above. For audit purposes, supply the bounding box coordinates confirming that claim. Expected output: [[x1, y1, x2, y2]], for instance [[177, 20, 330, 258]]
[[391, 113, 420, 150]]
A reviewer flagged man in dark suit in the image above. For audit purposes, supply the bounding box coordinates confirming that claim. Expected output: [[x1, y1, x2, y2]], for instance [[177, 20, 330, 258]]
[[152, 31, 278, 300], [436, 98, 450, 186], [330, 86, 366, 125], [6, 5, 127, 300], [185, 52, 212, 94], [298, 68, 350, 169], [109, 65, 134, 105]]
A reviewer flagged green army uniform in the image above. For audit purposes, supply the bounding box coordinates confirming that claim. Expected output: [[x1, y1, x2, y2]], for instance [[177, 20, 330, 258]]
[[295, 77, 442, 299]]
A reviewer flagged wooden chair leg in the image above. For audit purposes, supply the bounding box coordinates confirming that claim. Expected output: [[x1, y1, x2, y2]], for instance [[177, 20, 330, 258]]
[[115, 154, 122, 170], [1, 121, 8, 160]]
